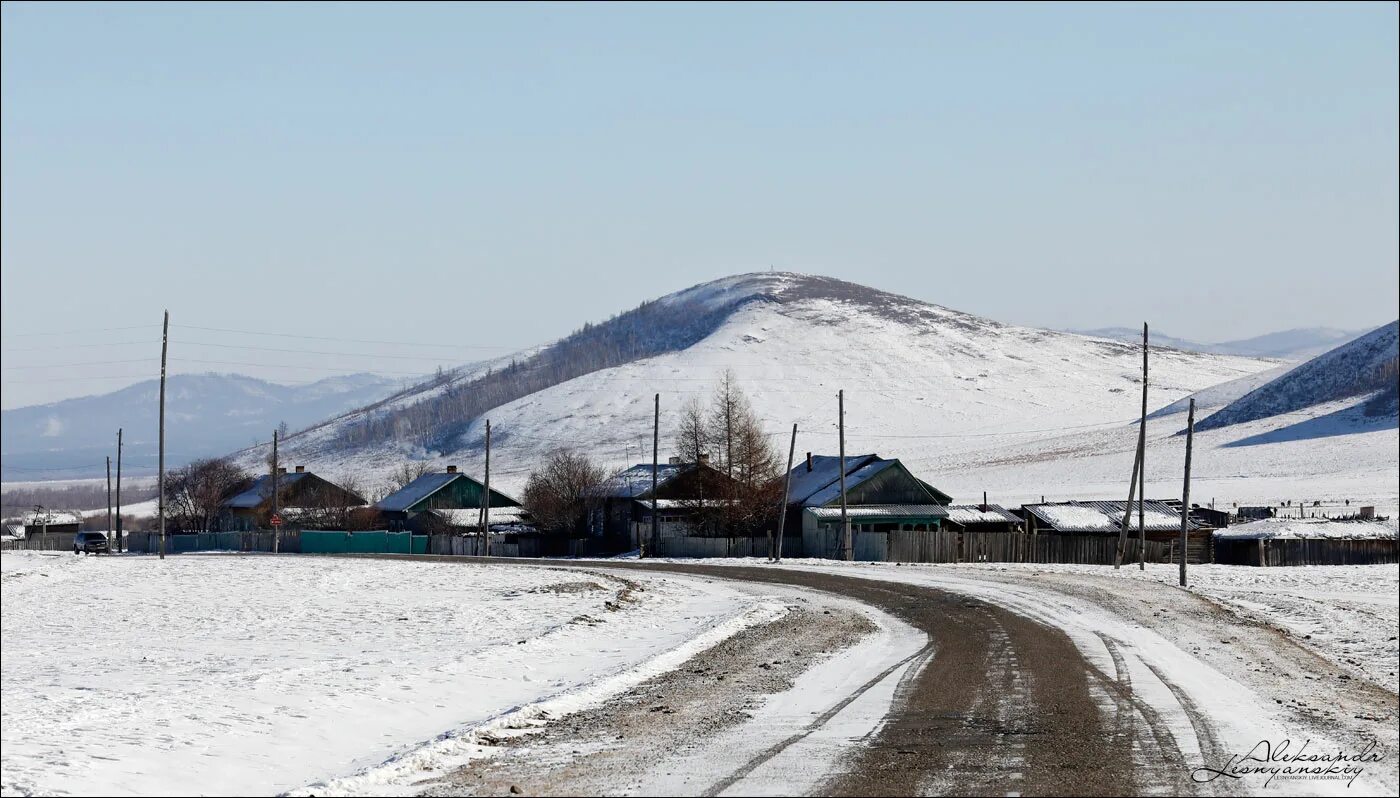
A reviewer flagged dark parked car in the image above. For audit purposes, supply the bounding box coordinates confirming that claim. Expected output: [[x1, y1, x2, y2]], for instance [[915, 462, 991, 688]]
[[73, 531, 111, 555]]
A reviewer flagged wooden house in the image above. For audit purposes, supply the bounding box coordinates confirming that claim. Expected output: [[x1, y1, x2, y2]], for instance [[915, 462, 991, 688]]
[[592, 459, 736, 544], [220, 466, 367, 531], [374, 465, 519, 531], [785, 453, 953, 539]]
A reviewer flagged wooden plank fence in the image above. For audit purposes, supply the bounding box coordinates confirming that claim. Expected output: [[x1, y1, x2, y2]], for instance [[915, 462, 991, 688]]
[[1215, 537, 1398, 567]]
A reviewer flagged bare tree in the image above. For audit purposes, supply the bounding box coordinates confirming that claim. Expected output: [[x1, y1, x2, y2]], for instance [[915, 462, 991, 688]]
[[384, 461, 433, 495], [522, 450, 606, 535], [165, 458, 252, 533], [671, 371, 781, 536]]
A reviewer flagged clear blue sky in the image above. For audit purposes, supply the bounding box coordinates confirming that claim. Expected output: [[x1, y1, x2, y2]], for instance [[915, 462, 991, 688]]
[[3, 2, 1396, 407]]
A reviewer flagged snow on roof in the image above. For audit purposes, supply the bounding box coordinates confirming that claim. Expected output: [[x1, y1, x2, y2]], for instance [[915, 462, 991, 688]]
[[374, 472, 461, 512], [807, 504, 950, 520], [1215, 518, 1398, 540], [597, 463, 685, 498], [784, 454, 879, 505], [20, 511, 82, 527], [944, 505, 1022, 525], [1077, 500, 1195, 532], [1023, 500, 1193, 533], [223, 472, 310, 509], [1024, 504, 1118, 532], [803, 459, 904, 507]]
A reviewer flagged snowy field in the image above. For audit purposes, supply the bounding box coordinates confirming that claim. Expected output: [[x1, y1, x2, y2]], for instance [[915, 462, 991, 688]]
[[0, 553, 783, 797]]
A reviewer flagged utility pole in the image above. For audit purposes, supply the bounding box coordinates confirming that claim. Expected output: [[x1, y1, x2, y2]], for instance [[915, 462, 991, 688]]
[[1138, 323, 1148, 570], [106, 457, 113, 551], [158, 310, 169, 560], [775, 423, 797, 563], [482, 420, 492, 557], [650, 394, 659, 558], [1114, 322, 1149, 569], [1179, 398, 1196, 587], [115, 429, 123, 553], [839, 390, 851, 561], [271, 429, 280, 554]]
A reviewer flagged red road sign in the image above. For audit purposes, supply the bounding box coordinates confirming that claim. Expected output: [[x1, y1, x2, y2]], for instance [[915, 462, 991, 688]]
[[270, 514, 284, 527]]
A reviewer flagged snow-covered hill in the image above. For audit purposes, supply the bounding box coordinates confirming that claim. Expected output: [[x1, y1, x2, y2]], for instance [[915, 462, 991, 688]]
[[1194, 321, 1398, 432], [2, 373, 404, 481], [253, 273, 1277, 498]]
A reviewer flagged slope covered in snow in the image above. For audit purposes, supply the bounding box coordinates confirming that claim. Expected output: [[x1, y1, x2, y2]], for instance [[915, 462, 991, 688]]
[[254, 273, 1275, 499], [1195, 321, 1399, 432]]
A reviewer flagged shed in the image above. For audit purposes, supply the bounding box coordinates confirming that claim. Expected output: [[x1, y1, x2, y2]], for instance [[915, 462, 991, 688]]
[[943, 504, 1024, 534]]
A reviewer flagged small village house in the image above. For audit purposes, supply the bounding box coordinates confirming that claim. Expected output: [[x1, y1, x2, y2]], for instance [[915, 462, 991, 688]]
[[219, 466, 367, 531], [594, 457, 738, 547], [374, 465, 520, 532]]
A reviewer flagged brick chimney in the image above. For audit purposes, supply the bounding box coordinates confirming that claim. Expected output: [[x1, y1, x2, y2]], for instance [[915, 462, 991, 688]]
[[446, 465, 458, 474], [806, 452, 813, 472], [295, 465, 305, 473], [698, 453, 710, 465], [668, 456, 681, 465]]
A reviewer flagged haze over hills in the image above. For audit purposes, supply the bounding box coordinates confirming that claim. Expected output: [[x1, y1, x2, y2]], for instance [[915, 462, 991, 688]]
[[1, 373, 404, 481], [246, 272, 1276, 496], [1069, 326, 1371, 361]]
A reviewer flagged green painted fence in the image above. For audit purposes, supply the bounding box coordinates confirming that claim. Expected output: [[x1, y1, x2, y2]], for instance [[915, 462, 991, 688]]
[[300, 530, 426, 555]]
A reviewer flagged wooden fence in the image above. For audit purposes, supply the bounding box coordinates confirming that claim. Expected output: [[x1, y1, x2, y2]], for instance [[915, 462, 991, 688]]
[[1215, 537, 1398, 567], [654, 535, 803, 559], [803, 528, 1171, 565], [1, 533, 77, 551]]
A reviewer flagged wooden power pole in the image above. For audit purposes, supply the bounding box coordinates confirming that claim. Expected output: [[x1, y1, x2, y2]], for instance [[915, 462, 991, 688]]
[[1114, 323, 1149, 569], [1138, 323, 1148, 570], [839, 390, 851, 561], [271, 429, 280, 554], [158, 310, 169, 560], [482, 419, 492, 558], [775, 423, 797, 563], [650, 394, 660, 558], [115, 428, 123, 553], [106, 456, 113, 550], [1179, 398, 1196, 587]]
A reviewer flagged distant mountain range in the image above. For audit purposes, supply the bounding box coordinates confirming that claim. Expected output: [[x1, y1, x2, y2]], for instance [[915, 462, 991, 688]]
[[1068, 326, 1371, 361], [1, 373, 404, 481]]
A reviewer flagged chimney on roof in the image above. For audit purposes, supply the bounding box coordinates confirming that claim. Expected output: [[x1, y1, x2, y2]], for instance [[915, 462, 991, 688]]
[[806, 452, 813, 472], [979, 490, 988, 513], [295, 465, 305, 473], [698, 453, 710, 465], [668, 456, 681, 465], [278, 467, 287, 475], [446, 465, 458, 474]]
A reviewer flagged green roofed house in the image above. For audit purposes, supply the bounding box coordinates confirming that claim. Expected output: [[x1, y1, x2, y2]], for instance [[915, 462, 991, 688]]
[[783, 453, 953, 549], [374, 465, 520, 531]]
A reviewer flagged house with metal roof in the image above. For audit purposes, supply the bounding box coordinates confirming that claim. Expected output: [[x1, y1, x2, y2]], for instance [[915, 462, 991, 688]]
[[220, 467, 367, 531], [592, 458, 737, 543], [374, 465, 520, 531], [785, 453, 953, 541], [1021, 500, 1198, 535]]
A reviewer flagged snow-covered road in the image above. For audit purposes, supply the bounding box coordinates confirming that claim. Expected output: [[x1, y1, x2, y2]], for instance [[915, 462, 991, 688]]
[[0, 553, 788, 796]]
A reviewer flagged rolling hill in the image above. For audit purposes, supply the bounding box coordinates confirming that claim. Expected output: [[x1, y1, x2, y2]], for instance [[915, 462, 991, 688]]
[[249, 273, 1275, 497]]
